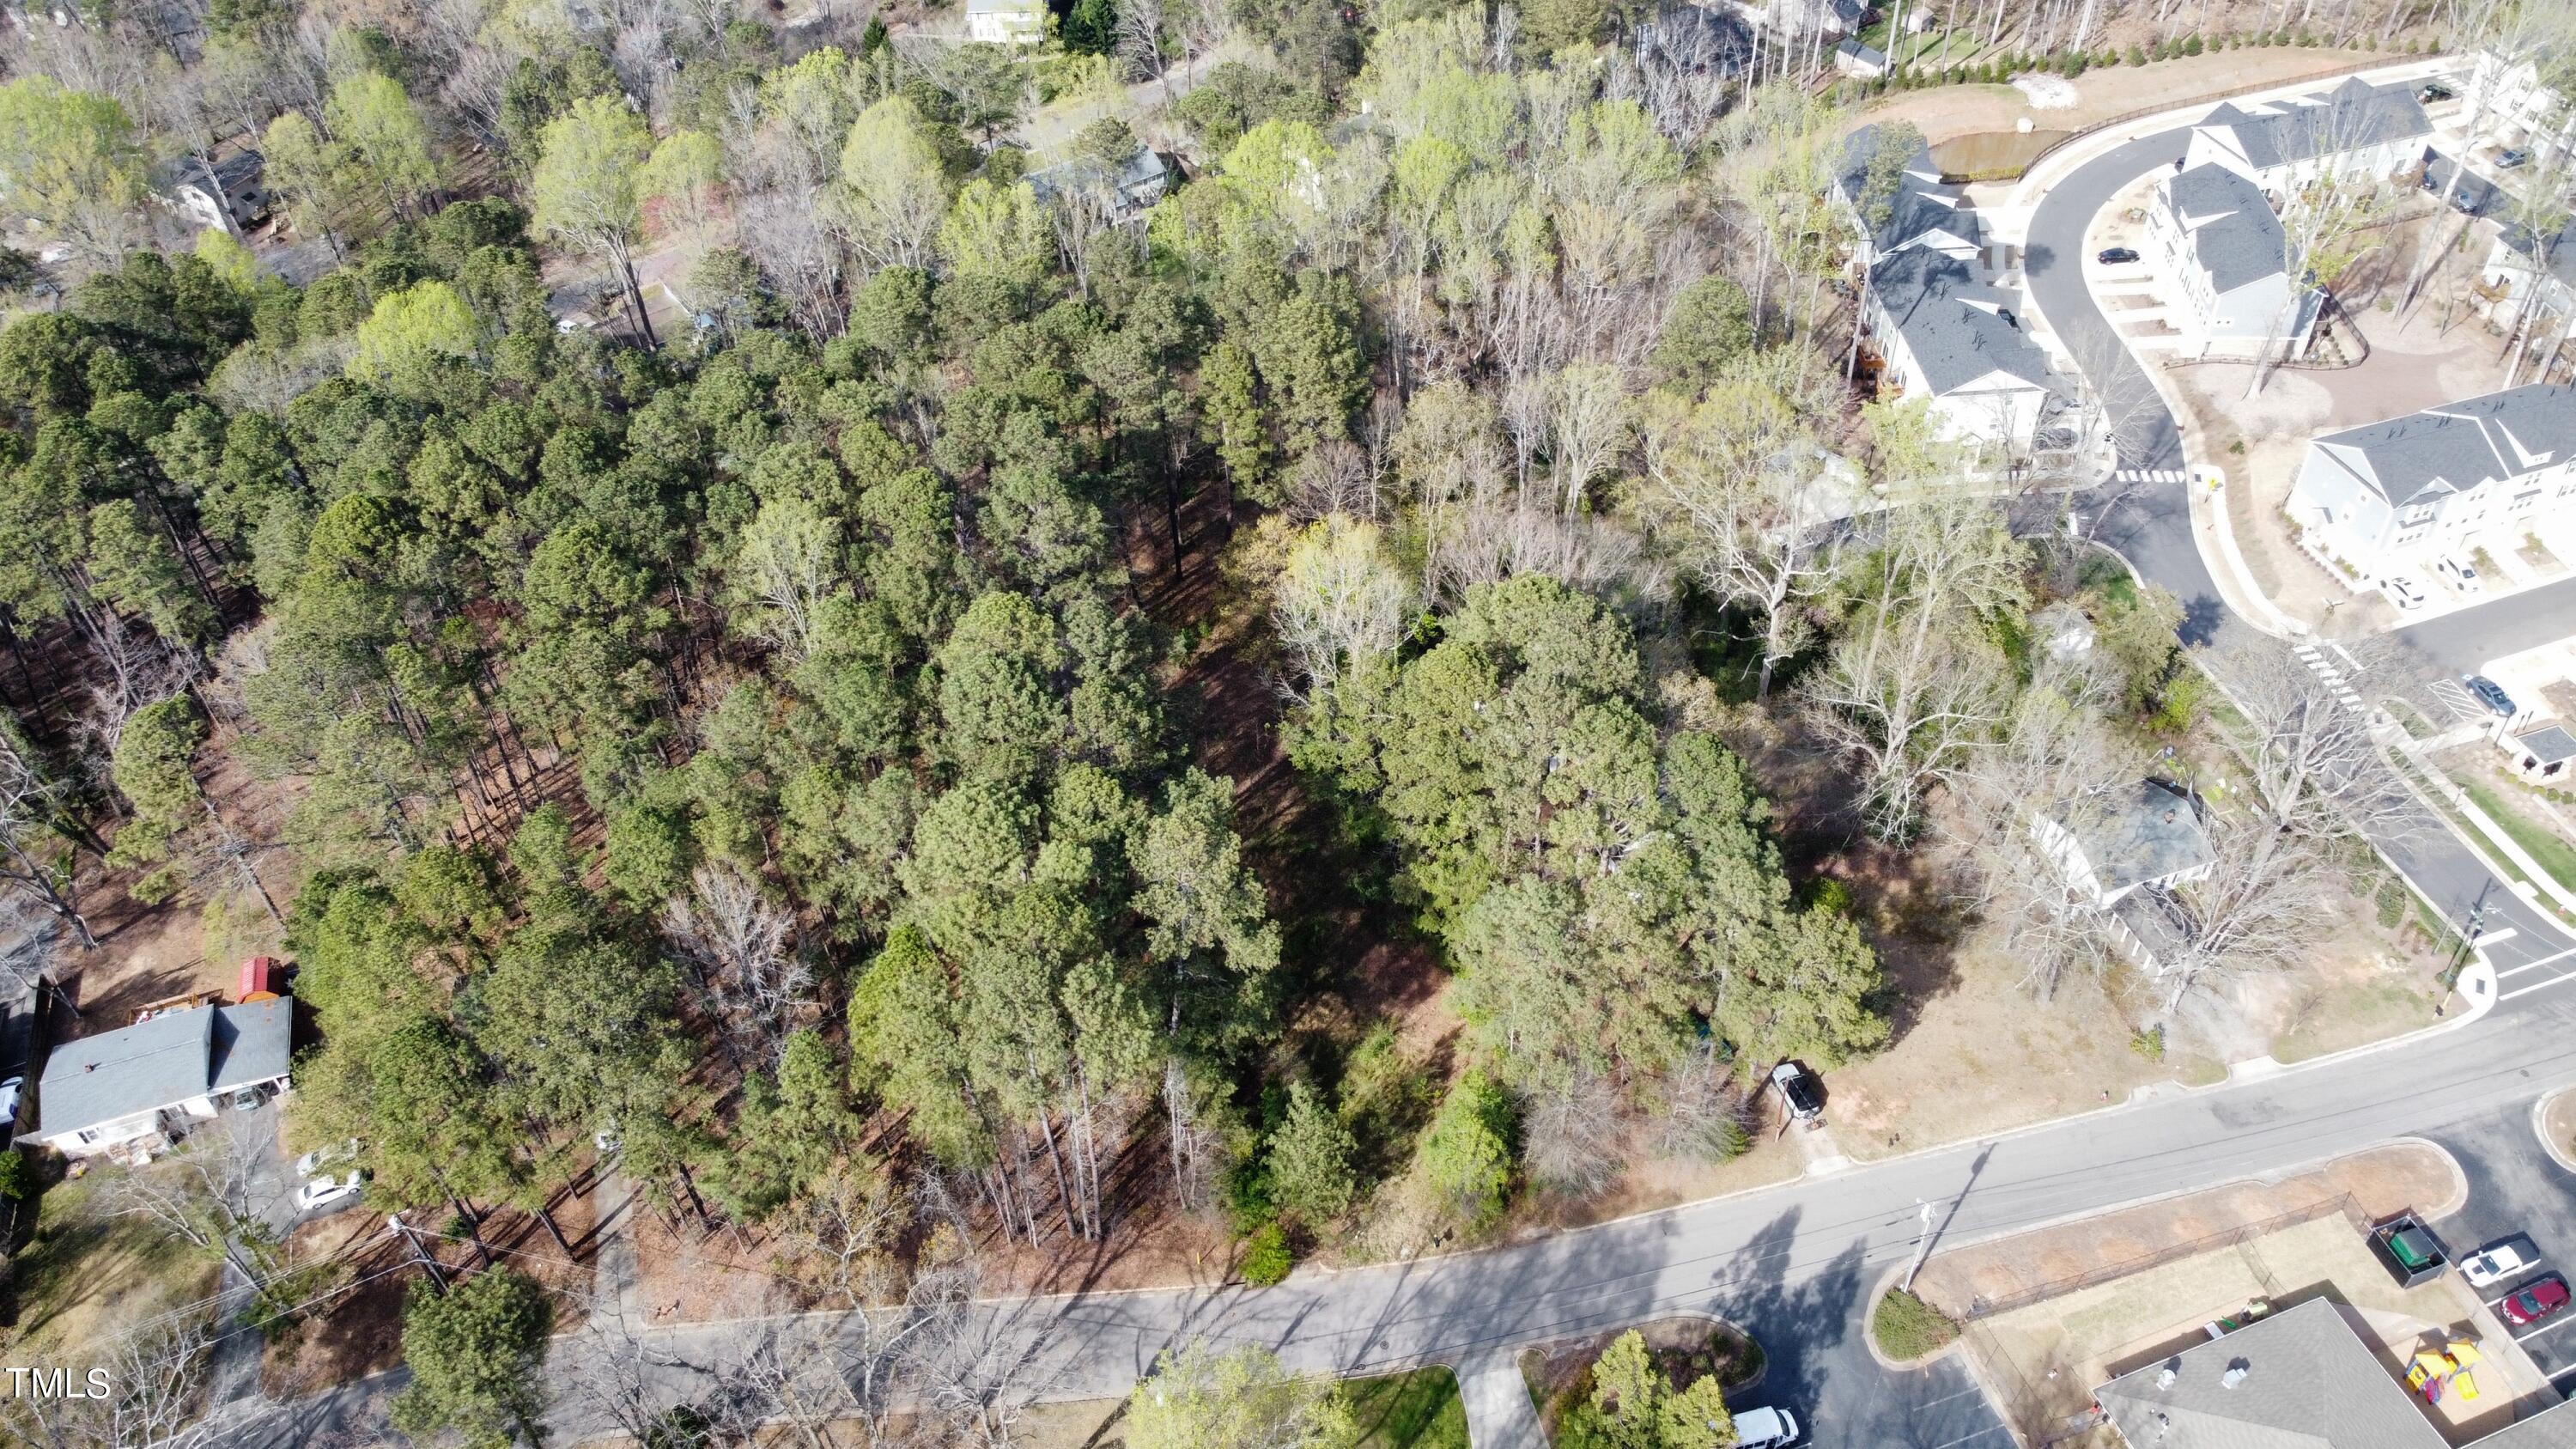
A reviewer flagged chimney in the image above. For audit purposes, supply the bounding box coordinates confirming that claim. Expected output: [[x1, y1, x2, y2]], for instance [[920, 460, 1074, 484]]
[[2221, 1358, 2251, 1389]]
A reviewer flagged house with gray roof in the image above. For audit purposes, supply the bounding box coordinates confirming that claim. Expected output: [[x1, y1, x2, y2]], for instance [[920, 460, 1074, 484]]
[[2033, 778, 2215, 911], [2481, 216, 2576, 332], [2286, 383, 2576, 584], [2096, 1298, 2576, 1449], [2183, 78, 2432, 198], [25, 999, 291, 1163], [149, 150, 269, 237], [1832, 127, 2076, 457], [2147, 162, 2320, 357], [1831, 125, 1980, 265], [1863, 246, 2075, 456], [1024, 144, 1179, 224], [1832, 38, 1886, 76]]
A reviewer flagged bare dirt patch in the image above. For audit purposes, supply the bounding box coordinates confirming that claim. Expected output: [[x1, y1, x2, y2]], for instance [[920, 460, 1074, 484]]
[[1857, 48, 2397, 146]]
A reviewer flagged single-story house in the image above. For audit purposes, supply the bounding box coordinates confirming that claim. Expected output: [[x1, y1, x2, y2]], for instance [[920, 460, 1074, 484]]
[[2032, 778, 2216, 911], [25, 999, 291, 1163], [2095, 1297, 2576, 1448], [1834, 39, 1887, 76], [964, 0, 1045, 44], [2183, 77, 2431, 198], [2506, 723, 2576, 782], [1024, 145, 1179, 224], [2146, 162, 2320, 358], [150, 151, 269, 235], [2285, 383, 2576, 583]]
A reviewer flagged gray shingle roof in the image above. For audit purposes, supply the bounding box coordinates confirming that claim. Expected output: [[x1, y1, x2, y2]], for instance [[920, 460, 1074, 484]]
[[2201, 77, 2431, 174], [2066, 778, 2214, 895], [1835, 125, 1978, 258], [2094, 1300, 2444, 1449], [2310, 383, 2576, 508], [2164, 163, 2288, 295], [2500, 216, 2576, 291], [1870, 246, 2059, 396], [2516, 725, 2576, 766], [35, 1002, 290, 1139], [1836, 38, 1886, 66], [1024, 145, 1175, 210]]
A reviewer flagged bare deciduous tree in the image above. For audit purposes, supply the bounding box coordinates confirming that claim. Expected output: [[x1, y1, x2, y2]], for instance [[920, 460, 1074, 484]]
[[664, 862, 812, 1070], [1, 1318, 218, 1449], [1520, 1070, 1624, 1196]]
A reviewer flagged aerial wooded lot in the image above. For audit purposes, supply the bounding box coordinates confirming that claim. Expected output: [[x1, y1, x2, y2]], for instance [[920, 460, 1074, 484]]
[[0, 0, 2488, 1439]]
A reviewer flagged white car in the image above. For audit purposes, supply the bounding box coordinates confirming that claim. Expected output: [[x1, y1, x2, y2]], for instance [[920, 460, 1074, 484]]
[[1733, 1406, 1801, 1449], [2435, 557, 2482, 592], [0, 1075, 21, 1123], [2463, 1241, 2534, 1288], [295, 1140, 361, 1178], [296, 1170, 368, 1214], [2383, 577, 2427, 610]]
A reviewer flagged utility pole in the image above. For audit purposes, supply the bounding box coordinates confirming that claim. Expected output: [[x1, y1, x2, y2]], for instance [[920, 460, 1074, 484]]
[[388, 1213, 450, 1294], [1903, 1196, 1936, 1291]]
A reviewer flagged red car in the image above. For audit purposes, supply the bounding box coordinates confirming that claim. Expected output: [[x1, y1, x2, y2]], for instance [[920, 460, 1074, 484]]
[[2502, 1275, 2571, 1328]]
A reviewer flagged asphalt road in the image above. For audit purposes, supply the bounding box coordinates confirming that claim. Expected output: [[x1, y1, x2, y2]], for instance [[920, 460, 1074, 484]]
[[2422, 1102, 2576, 1386], [2023, 119, 2576, 998], [223, 73, 2576, 1449]]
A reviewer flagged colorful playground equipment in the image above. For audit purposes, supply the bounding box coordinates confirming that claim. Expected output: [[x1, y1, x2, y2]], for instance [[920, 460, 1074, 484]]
[[2405, 1339, 2487, 1404]]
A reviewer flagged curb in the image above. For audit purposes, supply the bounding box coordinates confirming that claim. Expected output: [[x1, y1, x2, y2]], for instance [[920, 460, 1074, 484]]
[[2530, 1090, 2576, 1177]]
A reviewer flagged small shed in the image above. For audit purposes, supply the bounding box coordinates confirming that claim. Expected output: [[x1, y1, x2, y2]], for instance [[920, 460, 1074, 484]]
[[2506, 723, 2576, 781], [1835, 39, 1889, 77]]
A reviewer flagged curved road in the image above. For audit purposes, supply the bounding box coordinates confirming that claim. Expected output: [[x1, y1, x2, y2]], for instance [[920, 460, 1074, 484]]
[[237, 109, 2576, 1449]]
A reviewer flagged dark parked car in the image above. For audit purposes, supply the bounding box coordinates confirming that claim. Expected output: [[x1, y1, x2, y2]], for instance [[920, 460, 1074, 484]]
[[2499, 149, 2530, 168], [1771, 1061, 1825, 1120], [2502, 1275, 2570, 1328], [2418, 82, 2455, 101], [2465, 674, 2518, 717], [2097, 247, 2142, 265]]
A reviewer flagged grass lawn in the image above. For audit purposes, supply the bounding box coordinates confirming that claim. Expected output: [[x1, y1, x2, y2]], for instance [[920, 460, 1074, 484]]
[[2458, 779, 2576, 895], [1871, 1288, 1960, 1360], [1344, 1367, 1468, 1449], [3, 1172, 218, 1361]]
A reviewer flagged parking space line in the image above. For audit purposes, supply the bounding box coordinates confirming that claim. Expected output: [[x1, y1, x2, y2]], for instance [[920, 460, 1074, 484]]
[[2499, 945, 2576, 977], [1929, 1425, 2011, 1449], [1913, 1386, 1984, 1412], [2499, 972, 2576, 1002], [2512, 1314, 2576, 1345]]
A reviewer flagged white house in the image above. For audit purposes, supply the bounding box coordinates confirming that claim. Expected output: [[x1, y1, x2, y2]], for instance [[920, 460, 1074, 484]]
[[2466, 46, 2574, 163], [2183, 77, 2431, 198], [965, 0, 1045, 44], [2145, 162, 2320, 358], [2032, 778, 2216, 910], [2032, 779, 2217, 975], [1728, 0, 1864, 40], [24, 999, 292, 1163], [1833, 39, 1887, 77], [2481, 217, 2575, 330], [2285, 383, 2576, 584], [149, 151, 270, 236], [1833, 125, 2077, 460]]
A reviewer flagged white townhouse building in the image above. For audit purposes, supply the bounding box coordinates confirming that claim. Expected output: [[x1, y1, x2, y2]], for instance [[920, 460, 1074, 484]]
[[2285, 382, 2576, 583], [2145, 162, 2320, 358], [2466, 46, 2574, 163], [2183, 77, 2432, 198], [1833, 126, 2079, 459]]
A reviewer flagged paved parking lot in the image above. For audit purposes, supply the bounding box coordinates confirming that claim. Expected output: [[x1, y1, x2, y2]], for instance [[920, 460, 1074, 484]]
[[2423, 1101, 2576, 1386]]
